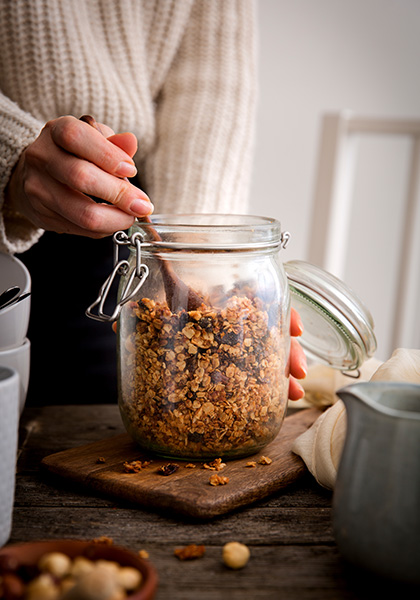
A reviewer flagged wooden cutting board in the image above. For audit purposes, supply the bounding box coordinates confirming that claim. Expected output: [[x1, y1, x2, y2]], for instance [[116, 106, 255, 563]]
[[41, 408, 320, 519]]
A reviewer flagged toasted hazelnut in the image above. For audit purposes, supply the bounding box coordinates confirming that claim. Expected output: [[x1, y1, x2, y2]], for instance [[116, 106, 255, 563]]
[[117, 566, 142, 590], [38, 552, 72, 578], [95, 560, 120, 575], [61, 565, 118, 600], [70, 556, 95, 578], [222, 542, 250, 569], [25, 573, 60, 600]]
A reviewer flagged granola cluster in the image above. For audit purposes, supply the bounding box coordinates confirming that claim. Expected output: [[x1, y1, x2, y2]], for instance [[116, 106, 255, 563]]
[[174, 545, 206, 561], [209, 474, 229, 486], [118, 290, 288, 459]]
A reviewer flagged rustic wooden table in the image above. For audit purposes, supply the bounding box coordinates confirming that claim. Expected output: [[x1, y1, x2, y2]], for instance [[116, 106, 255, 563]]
[[10, 404, 417, 600]]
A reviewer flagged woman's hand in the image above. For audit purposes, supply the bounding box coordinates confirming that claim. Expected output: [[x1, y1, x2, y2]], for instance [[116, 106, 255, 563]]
[[289, 307, 307, 400], [4, 115, 153, 237]]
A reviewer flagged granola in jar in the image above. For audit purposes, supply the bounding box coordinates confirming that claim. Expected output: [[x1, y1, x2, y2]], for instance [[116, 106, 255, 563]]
[[118, 284, 288, 459]]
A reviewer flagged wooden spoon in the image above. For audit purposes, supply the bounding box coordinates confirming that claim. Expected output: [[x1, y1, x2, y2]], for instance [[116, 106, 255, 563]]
[[79, 115, 204, 312]]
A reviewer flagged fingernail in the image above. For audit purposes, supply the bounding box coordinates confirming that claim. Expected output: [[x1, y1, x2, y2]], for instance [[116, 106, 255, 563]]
[[117, 161, 137, 178], [296, 383, 305, 400], [296, 314, 304, 336], [129, 198, 153, 216]]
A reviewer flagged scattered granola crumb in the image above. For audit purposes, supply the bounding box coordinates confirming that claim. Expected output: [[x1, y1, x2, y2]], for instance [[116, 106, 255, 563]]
[[185, 463, 196, 469], [96, 457, 106, 464], [123, 460, 151, 473], [222, 542, 250, 569], [245, 461, 257, 468], [92, 536, 113, 545], [203, 458, 226, 471], [174, 544, 206, 560], [209, 474, 229, 486], [158, 463, 180, 476], [258, 456, 273, 465], [138, 550, 149, 560]]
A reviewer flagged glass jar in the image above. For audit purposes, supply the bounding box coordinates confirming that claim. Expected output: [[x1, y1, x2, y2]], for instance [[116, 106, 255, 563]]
[[86, 214, 377, 460], [116, 215, 291, 460]]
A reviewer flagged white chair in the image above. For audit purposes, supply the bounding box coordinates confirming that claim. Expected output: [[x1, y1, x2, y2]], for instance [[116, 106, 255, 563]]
[[308, 111, 420, 356]]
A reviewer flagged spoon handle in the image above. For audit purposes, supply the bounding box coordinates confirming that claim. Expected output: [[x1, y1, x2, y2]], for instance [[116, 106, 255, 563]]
[[0, 286, 20, 310], [79, 115, 204, 312]]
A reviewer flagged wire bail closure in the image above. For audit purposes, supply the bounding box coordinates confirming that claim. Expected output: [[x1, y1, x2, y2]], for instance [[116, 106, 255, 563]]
[[86, 231, 149, 323], [280, 230, 291, 249], [86, 227, 290, 323]]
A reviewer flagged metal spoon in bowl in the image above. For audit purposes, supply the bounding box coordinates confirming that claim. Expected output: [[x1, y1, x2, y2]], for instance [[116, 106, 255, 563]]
[[0, 291, 31, 312], [0, 286, 20, 310]]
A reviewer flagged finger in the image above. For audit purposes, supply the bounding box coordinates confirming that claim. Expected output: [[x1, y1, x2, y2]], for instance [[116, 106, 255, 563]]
[[45, 147, 153, 217], [289, 337, 307, 380], [58, 194, 136, 235], [33, 206, 130, 238], [80, 115, 115, 138], [290, 307, 304, 337], [49, 116, 138, 179], [288, 376, 305, 401], [107, 132, 138, 158], [40, 201, 135, 237], [80, 115, 138, 167], [27, 174, 135, 235]]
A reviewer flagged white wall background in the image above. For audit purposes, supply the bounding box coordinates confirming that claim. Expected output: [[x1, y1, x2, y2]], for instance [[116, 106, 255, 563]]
[[250, 0, 420, 361]]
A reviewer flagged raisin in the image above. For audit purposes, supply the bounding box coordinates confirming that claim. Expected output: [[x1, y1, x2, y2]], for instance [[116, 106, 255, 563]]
[[158, 463, 179, 476]]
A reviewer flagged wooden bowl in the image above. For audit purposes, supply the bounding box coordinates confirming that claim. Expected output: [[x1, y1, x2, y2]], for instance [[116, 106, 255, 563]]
[[0, 539, 158, 599]]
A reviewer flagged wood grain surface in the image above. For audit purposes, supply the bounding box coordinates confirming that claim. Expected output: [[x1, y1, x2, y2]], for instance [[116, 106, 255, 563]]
[[12, 404, 417, 600], [40, 408, 321, 519]]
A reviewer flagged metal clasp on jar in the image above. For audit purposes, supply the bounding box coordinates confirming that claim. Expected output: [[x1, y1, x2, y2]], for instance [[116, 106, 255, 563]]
[[280, 230, 291, 249], [86, 230, 149, 323]]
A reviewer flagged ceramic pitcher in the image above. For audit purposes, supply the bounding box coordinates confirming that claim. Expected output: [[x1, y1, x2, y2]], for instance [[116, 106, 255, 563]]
[[333, 381, 420, 584]]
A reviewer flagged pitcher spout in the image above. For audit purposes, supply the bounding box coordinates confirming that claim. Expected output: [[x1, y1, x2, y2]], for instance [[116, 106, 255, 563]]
[[337, 381, 420, 420], [336, 382, 377, 419]]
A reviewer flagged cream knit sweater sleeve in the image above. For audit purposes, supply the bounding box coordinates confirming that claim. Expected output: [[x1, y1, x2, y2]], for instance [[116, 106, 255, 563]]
[[0, 0, 257, 255], [0, 96, 44, 254]]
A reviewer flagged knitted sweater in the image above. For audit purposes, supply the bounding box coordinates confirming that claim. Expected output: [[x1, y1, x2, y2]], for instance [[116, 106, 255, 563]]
[[0, 0, 257, 254]]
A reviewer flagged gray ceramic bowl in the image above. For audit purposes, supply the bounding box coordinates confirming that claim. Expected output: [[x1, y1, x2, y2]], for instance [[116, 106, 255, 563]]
[[0, 253, 31, 350]]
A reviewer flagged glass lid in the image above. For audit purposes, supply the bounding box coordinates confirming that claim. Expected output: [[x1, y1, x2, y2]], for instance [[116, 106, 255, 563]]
[[284, 260, 377, 371]]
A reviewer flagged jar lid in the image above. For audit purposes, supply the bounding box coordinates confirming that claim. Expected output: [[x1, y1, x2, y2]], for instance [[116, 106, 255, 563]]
[[284, 260, 377, 371]]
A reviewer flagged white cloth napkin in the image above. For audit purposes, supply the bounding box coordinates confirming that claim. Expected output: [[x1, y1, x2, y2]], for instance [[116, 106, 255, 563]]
[[292, 348, 420, 490]]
